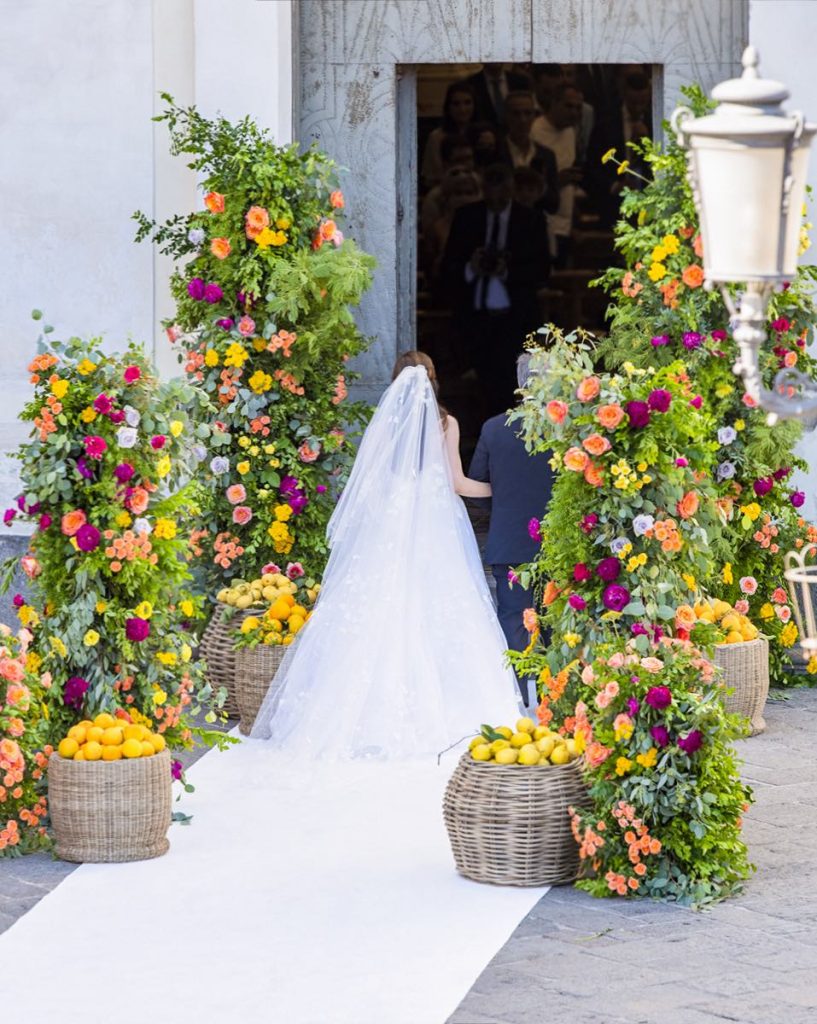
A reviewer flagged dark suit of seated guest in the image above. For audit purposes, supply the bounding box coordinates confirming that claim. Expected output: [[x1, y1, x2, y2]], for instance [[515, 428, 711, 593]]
[[496, 91, 560, 216], [469, 353, 554, 704], [441, 163, 550, 419]]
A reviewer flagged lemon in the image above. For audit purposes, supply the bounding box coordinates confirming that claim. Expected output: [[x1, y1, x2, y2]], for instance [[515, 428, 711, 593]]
[[73, 749, 86, 761], [565, 738, 580, 758], [102, 726, 124, 747], [289, 616, 305, 635], [67, 725, 87, 744], [140, 740, 155, 757], [490, 739, 510, 754], [510, 731, 532, 748], [518, 743, 540, 765], [725, 630, 744, 645], [468, 736, 485, 751], [123, 725, 143, 742], [471, 744, 492, 761], [148, 733, 166, 753], [270, 598, 291, 621], [535, 736, 556, 757], [549, 745, 570, 765], [495, 726, 513, 740], [58, 737, 79, 759], [721, 613, 739, 632], [533, 726, 552, 741], [86, 726, 105, 744], [122, 738, 143, 759], [537, 754, 552, 766], [83, 741, 103, 761], [102, 745, 122, 761], [495, 747, 519, 765], [78, 719, 94, 730], [516, 717, 536, 735], [94, 713, 116, 729]]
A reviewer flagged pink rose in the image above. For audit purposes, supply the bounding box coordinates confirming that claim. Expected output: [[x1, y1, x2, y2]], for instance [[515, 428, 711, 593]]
[[604, 680, 619, 698], [124, 366, 141, 384], [232, 505, 253, 525], [639, 657, 664, 674], [286, 562, 305, 579], [595, 691, 611, 709], [734, 599, 750, 615], [607, 652, 625, 669], [226, 484, 247, 505], [261, 563, 281, 576], [20, 556, 41, 579], [298, 442, 320, 463], [776, 605, 791, 621], [581, 665, 595, 685], [772, 587, 788, 604], [237, 316, 256, 337], [739, 576, 758, 595]]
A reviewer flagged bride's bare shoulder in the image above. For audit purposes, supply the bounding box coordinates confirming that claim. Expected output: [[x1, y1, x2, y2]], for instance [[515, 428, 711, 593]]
[[444, 413, 459, 434]]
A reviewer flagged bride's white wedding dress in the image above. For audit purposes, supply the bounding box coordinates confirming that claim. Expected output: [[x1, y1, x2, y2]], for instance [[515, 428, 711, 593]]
[[251, 365, 521, 758]]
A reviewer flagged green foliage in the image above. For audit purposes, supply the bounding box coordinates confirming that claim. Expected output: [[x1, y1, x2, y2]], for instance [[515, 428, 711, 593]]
[[134, 97, 376, 591], [593, 84, 817, 683]]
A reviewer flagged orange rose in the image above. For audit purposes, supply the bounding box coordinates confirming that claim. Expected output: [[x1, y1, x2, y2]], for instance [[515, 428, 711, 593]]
[[676, 491, 699, 520], [584, 461, 604, 487], [596, 404, 625, 430], [693, 235, 704, 258], [127, 487, 149, 515], [543, 581, 562, 606], [675, 604, 696, 630], [204, 191, 225, 213], [210, 237, 231, 260], [522, 608, 538, 633], [245, 205, 270, 239], [563, 447, 589, 472], [576, 376, 600, 403], [582, 433, 611, 456], [546, 400, 568, 424], [61, 509, 87, 537], [682, 264, 704, 288], [320, 219, 337, 241], [330, 190, 345, 209]]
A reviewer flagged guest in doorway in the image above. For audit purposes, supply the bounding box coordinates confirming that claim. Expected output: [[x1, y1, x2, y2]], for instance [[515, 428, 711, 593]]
[[463, 62, 532, 125], [496, 91, 560, 215], [441, 163, 550, 418], [421, 81, 477, 188], [532, 82, 584, 266]]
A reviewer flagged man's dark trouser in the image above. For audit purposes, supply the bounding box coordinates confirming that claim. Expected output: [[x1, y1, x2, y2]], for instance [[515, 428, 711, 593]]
[[492, 564, 534, 704]]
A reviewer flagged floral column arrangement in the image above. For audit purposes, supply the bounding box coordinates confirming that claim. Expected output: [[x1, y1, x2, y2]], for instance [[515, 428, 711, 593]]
[[595, 85, 817, 684], [134, 97, 375, 592], [3, 323, 221, 750]]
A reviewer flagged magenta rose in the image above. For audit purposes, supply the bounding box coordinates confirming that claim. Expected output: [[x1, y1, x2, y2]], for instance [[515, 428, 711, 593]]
[[125, 617, 151, 642], [150, 435, 167, 450], [76, 524, 101, 552], [602, 584, 630, 611], [109, 409, 125, 424], [3, 509, 15, 526], [650, 334, 670, 347], [626, 697, 640, 717], [625, 401, 650, 429], [93, 393, 113, 415], [689, 395, 703, 409], [114, 463, 135, 483], [580, 513, 598, 534], [123, 365, 141, 384], [216, 318, 234, 331], [573, 563, 591, 582], [677, 730, 703, 755], [83, 436, 107, 459], [63, 676, 89, 710], [774, 466, 792, 481], [791, 491, 806, 508], [645, 686, 672, 710], [753, 477, 774, 497], [187, 277, 205, 300], [38, 513, 52, 531], [596, 557, 621, 582], [203, 283, 224, 304], [528, 518, 542, 542], [651, 724, 670, 748], [647, 389, 672, 413], [568, 594, 587, 611]]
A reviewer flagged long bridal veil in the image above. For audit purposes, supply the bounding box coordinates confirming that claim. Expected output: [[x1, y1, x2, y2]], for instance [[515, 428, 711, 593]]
[[251, 365, 520, 759]]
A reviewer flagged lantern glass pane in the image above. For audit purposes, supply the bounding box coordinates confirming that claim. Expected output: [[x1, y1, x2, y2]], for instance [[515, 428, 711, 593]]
[[693, 139, 785, 281], [782, 144, 812, 276]]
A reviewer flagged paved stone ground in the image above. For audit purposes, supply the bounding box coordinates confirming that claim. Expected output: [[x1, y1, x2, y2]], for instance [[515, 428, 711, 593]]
[[447, 687, 817, 1024]]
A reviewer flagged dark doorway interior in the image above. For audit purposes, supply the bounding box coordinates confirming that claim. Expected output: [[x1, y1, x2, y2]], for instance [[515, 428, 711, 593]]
[[416, 61, 655, 454]]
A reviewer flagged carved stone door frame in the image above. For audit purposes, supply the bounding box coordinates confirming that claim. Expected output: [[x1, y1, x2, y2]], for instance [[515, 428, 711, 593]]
[[296, 0, 748, 401]]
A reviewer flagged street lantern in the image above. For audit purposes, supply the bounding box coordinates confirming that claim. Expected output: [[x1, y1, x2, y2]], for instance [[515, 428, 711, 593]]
[[672, 46, 817, 422], [785, 544, 817, 654]]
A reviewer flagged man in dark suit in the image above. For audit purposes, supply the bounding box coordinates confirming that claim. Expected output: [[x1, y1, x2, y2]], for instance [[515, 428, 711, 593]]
[[496, 91, 560, 216], [441, 163, 550, 417], [463, 63, 532, 125], [469, 353, 554, 705]]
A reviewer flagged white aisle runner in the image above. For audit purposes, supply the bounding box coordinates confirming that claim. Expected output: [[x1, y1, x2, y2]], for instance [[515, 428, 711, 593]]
[[2, 739, 548, 1024]]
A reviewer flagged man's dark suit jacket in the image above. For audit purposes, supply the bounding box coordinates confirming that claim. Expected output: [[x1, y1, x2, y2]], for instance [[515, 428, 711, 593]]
[[495, 138, 560, 215], [468, 414, 554, 565], [441, 201, 550, 326], [462, 68, 533, 124]]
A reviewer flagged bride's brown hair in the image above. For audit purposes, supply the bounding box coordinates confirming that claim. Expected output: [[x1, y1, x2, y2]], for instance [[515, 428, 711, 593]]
[[391, 350, 448, 425]]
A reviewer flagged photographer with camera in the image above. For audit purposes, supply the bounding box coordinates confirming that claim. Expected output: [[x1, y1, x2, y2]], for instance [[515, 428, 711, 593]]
[[442, 162, 551, 418]]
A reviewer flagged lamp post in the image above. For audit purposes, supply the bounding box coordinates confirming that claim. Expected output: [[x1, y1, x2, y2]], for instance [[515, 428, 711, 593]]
[[672, 46, 817, 423]]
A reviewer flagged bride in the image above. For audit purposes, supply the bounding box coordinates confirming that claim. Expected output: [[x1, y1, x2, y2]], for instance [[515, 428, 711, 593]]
[[251, 350, 521, 758]]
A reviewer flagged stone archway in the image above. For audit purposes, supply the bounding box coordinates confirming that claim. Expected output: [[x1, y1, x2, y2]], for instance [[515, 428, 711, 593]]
[[296, 0, 748, 400]]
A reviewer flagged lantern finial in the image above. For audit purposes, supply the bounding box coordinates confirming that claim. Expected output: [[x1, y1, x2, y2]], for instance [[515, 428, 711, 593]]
[[742, 45, 760, 80]]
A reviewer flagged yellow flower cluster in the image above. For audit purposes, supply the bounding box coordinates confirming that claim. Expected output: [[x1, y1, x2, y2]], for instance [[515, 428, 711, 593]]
[[156, 651, 178, 667], [616, 542, 633, 560], [268, 520, 293, 554], [740, 503, 761, 522], [626, 552, 648, 573], [51, 379, 69, 399], [682, 573, 697, 592], [615, 756, 632, 776], [156, 455, 171, 478], [80, 407, 97, 423], [780, 621, 799, 648], [205, 349, 220, 367], [117, 511, 132, 528], [614, 719, 634, 742], [563, 632, 582, 648], [759, 603, 775, 620], [722, 562, 733, 585], [636, 747, 658, 768], [255, 227, 288, 248], [249, 370, 273, 394], [153, 519, 177, 540], [224, 342, 249, 368], [274, 504, 293, 522], [76, 359, 97, 376]]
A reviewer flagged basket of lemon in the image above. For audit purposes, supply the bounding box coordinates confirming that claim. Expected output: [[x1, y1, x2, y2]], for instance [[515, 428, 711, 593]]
[[200, 570, 318, 719], [443, 718, 590, 887], [49, 713, 172, 863], [693, 600, 769, 735]]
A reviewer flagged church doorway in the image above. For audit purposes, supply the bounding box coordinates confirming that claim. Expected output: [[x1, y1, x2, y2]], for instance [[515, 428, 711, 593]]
[[414, 62, 655, 453]]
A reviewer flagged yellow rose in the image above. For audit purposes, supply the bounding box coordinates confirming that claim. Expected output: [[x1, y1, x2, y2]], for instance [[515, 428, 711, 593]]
[[83, 629, 100, 647], [237, 461, 250, 475], [238, 436, 251, 449], [170, 420, 184, 437], [135, 601, 153, 619], [252, 338, 267, 353], [51, 379, 69, 399], [264, 444, 276, 455], [179, 599, 194, 617], [156, 455, 171, 478], [80, 407, 97, 423], [734, 419, 745, 431], [204, 349, 220, 368]]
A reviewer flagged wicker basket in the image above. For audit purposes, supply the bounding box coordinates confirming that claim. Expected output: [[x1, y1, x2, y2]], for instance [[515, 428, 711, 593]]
[[713, 636, 770, 735], [199, 606, 258, 717], [48, 749, 172, 863], [443, 753, 590, 887], [235, 643, 289, 736]]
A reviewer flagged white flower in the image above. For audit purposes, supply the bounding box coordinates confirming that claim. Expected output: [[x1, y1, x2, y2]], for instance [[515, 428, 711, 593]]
[[116, 427, 138, 449], [210, 456, 230, 475], [188, 227, 206, 246], [133, 518, 152, 535], [632, 514, 655, 537], [717, 426, 737, 446], [123, 405, 141, 427]]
